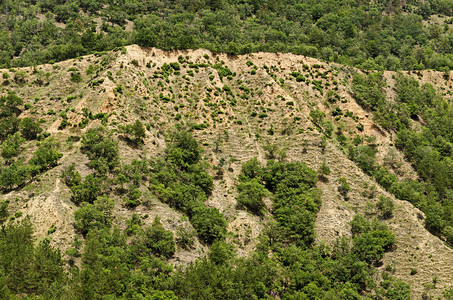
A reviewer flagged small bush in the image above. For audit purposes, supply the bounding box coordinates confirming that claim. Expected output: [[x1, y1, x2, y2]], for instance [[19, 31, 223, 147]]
[[338, 177, 350, 198], [377, 195, 394, 219], [237, 179, 269, 215]]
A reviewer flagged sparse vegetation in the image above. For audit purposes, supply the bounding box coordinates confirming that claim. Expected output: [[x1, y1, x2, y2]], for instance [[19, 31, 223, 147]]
[[1, 14, 453, 297]]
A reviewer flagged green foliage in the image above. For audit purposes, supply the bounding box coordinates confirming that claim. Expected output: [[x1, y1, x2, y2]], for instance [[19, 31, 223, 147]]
[[338, 177, 350, 197], [29, 139, 63, 173], [0, 134, 61, 192], [172, 255, 278, 299], [0, 149, 404, 299], [0, 115, 20, 141], [191, 205, 227, 244], [150, 129, 225, 244], [212, 64, 233, 80], [0, 92, 23, 117], [175, 225, 197, 250], [0, 161, 32, 191], [137, 217, 175, 259], [70, 72, 82, 83], [351, 216, 396, 264], [124, 184, 141, 207], [444, 226, 453, 245], [173, 210, 398, 299], [239, 157, 263, 181], [119, 119, 146, 146], [0, 200, 8, 223], [208, 240, 234, 265], [74, 196, 114, 235], [19, 117, 42, 140], [81, 126, 119, 174], [79, 223, 174, 299], [318, 159, 331, 180], [1, 132, 25, 160], [125, 213, 142, 236], [2, 0, 452, 71], [352, 73, 386, 111], [352, 73, 453, 244], [0, 92, 23, 142], [263, 144, 286, 161], [79, 228, 129, 298], [322, 120, 334, 137], [61, 163, 82, 188], [238, 158, 320, 248], [377, 195, 395, 219], [167, 129, 202, 168], [236, 179, 269, 215], [309, 109, 325, 128], [348, 144, 377, 174], [380, 274, 411, 300], [71, 174, 105, 205], [444, 288, 453, 300], [0, 218, 65, 296]]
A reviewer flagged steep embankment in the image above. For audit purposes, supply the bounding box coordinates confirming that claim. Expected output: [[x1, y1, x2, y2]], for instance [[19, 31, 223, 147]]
[[0, 45, 452, 298]]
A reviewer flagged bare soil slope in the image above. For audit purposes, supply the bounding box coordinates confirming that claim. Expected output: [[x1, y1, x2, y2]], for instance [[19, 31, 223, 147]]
[[1, 45, 452, 298]]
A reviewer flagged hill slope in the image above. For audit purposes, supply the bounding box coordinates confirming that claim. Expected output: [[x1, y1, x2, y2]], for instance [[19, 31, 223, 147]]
[[0, 45, 452, 298]]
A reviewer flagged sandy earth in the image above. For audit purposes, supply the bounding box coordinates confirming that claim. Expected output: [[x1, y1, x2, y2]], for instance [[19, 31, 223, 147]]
[[0, 44, 452, 298]]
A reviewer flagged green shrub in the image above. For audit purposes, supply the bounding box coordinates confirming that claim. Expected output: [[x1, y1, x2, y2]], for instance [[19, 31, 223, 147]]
[[19, 117, 42, 140], [237, 179, 269, 215], [81, 127, 119, 174], [338, 177, 350, 197], [167, 130, 202, 167], [29, 140, 63, 173], [0, 200, 8, 223], [138, 217, 175, 258], [208, 240, 234, 265], [71, 174, 105, 205], [74, 196, 114, 235], [377, 196, 395, 219], [318, 159, 331, 180], [61, 163, 82, 188], [351, 216, 396, 264], [70, 72, 82, 83], [191, 206, 227, 244], [1, 133, 25, 160], [119, 120, 146, 146]]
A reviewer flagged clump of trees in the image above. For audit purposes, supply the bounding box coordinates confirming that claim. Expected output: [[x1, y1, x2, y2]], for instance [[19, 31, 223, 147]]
[[66, 127, 227, 244], [237, 157, 320, 248], [119, 120, 146, 146], [377, 196, 395, 219], [172, 176, 402, 300], [81, 126, 120, 175], [0, 218, 66, 297], [150, 130, 226, 244], [352, 72, 453, 245], [0, 93, 60, 193]]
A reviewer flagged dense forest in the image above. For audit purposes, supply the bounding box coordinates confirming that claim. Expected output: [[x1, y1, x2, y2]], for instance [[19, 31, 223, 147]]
[[0, 0, 452, 70]]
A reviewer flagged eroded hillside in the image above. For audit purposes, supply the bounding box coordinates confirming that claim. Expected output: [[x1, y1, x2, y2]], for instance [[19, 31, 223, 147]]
[[1, 45, 452, 298]]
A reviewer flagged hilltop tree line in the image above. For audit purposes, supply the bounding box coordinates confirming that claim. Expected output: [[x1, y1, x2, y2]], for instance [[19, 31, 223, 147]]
[[0, 0, 452, 70]]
